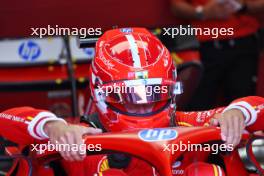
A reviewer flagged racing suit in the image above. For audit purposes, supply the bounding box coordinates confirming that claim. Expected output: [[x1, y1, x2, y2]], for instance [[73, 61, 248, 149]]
[[0, 96, 263, 176]]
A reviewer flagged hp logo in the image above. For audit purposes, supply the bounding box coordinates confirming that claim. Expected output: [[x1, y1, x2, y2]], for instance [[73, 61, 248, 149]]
[[83, 48, 95, 58], [138, 128, 178, 142], [18, 40, 41, 61], [120, 28, 133, 33]]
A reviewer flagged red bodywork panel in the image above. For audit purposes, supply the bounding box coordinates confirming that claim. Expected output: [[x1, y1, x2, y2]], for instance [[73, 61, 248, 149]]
[[31, 127, 252, 176], [0, 63, 90, 82], [0, 63, 91, 113]]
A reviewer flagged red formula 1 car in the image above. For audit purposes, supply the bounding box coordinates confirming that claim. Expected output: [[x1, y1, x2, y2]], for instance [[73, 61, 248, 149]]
[[3, 126, 264, 176]]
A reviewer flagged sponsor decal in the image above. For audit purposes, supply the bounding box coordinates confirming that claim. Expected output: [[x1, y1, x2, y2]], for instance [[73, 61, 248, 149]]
[[172, 161, 182, 168], [135, 71, 148, 79], [98, 56, 115, 70], [172, 160, 184, 175], [128, 72, 135, 79], [138, 128, 178, 142], [97, 156, 110, 173], [83, 48, 95, 58], [172, 169, 184, 175], [18, 40, 41, 61], [0, 113, 29, 124], [120, 28, 133, 33]]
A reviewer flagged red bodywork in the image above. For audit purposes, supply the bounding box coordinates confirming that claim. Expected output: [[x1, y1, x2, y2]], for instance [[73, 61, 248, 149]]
[[6, 126, 263, 176], [0, 63, 91, 113]]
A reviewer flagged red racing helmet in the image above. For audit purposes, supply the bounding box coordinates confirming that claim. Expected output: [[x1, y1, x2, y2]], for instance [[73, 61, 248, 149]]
[[89, 28, 181, 132]]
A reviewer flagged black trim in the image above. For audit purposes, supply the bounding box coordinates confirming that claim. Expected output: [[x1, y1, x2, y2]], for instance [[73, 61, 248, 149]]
[[80, 113, 107, 132], [49, 161, 68, 176], [108, 153, 131, 169], [63, 36, 79, 117], [177, 61, 203, 73]]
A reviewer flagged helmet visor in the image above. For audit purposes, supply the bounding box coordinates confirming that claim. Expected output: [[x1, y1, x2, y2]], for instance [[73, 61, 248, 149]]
[[95, 78, 182, 104]]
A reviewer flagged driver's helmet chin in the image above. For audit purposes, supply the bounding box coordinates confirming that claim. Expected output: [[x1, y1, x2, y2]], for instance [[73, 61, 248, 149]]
[[89, 28, 182, 132]]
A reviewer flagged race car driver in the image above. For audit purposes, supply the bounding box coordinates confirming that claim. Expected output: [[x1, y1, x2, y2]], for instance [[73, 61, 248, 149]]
[[0, 28, 264, 176]]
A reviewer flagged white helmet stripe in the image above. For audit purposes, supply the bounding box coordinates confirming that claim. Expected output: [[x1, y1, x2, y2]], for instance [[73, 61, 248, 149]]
[[125, 34, 141, 68]]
